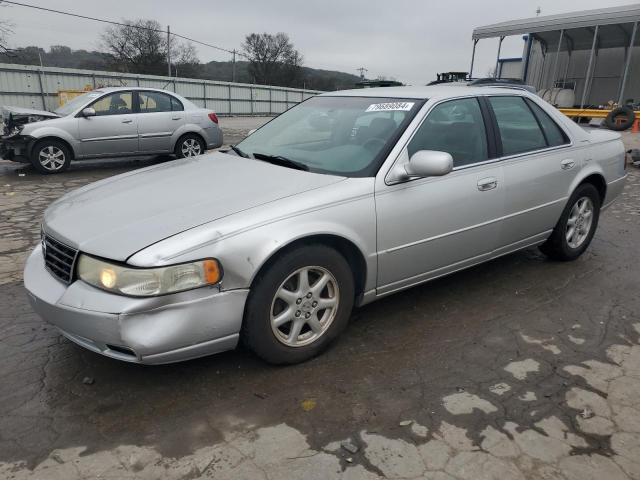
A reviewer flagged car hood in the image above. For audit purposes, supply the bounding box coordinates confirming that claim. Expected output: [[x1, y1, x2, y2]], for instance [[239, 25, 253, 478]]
[[2, 105, 60, 136], [44, 152, 345, 261]]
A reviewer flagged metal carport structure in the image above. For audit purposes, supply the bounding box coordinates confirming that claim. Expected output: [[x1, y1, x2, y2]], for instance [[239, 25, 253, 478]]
[[470, 4, 640, 108]]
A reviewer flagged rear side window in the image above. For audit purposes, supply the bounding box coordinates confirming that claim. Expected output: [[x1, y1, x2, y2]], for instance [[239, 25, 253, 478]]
[[408, 97, 488, 167], [489, 96, 546, 156], [171, 96, 184, 111], [525, 99, 569, 147], [138, 91, 172, 113]]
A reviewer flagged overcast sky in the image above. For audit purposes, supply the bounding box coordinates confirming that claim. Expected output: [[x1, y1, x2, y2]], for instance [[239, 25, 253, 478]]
[[1, 0, 634, 84]]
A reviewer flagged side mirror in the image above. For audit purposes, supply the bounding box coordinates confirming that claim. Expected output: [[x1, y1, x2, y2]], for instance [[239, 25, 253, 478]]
[[81, 107, 96, 118], [404, 150, 453, 178]]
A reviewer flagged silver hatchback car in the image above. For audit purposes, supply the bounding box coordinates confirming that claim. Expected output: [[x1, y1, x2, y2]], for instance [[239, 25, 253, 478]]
[[24, 86, 626, 364], [1, 87, 223, 173]]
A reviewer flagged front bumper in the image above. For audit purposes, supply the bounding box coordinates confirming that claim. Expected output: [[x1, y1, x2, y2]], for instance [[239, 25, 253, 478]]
[[23, 246, 248, 364], [1, 134, 33, 162]]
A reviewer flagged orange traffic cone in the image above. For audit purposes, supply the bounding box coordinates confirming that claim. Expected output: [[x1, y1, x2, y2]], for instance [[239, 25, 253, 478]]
[[633, 118, 640, 134]]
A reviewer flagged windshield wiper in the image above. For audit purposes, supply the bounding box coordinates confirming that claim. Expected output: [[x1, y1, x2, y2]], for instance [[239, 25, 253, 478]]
[[253, 152, 309, 171], [229, 145, 249, 158]]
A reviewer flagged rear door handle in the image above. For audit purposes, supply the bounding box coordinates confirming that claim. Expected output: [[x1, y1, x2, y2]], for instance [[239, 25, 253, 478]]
[[561, 159, 576, 170], [171, 117, 181, 120], [477, 177, 498, 191], [122, 119, 133, 124]]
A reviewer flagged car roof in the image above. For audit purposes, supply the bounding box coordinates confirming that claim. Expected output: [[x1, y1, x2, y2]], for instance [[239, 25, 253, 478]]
[[320, 85, 533, 100], [94, 86, 179, 94]]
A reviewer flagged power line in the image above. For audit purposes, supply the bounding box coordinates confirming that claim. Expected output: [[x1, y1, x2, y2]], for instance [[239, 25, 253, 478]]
[[1, 0, 249, 58]]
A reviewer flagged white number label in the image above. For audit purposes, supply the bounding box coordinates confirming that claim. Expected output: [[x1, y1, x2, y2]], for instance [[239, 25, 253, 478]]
[[365, 102, 415, 112]]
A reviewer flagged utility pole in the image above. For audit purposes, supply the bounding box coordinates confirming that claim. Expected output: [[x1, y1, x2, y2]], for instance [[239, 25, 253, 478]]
[[356, 67, 368, 80], [166, 25, 171, 77], [232, 49, 236, 83]]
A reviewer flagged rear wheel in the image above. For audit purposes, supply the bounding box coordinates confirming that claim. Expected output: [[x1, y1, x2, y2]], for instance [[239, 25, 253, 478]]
[[30, 139, 71, 174], [175, 134, 205, 158], [539, 183, 601, 261], [242, 245, 355, 364]]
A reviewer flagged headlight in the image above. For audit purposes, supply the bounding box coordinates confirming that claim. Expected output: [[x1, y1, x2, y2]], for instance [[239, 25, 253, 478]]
[[77, 254, 222, 297]]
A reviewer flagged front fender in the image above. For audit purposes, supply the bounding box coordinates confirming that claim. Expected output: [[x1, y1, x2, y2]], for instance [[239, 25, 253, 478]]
[[26, 125, 80, 156], [128, 178, 378, 293]]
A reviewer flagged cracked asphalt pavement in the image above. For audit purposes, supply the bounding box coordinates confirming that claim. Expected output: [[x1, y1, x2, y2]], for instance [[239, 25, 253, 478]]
[[1, 125, 640, 480]]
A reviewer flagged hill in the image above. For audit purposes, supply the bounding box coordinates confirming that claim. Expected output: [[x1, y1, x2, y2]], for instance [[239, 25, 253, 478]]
[[0, 45, 362, 91]]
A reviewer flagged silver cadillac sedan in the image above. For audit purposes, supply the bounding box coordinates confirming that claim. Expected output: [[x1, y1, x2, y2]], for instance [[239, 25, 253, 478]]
[[24, 86, 626, 364]]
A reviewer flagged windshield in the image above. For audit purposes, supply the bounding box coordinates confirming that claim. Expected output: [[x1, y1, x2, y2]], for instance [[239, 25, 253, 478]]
[[236, 96, 423, 177], [53, 91, 104, 116]]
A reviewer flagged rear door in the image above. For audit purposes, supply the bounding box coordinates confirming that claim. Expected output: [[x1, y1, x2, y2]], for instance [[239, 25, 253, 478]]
[[136, 91, 185, 153], [486, 95, 577, 253], [375, 96, 505, 294], [77, 91, 138, 156]]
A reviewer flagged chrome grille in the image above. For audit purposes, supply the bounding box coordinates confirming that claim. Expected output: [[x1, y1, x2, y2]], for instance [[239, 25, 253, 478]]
[[42, 233, 78, 284]]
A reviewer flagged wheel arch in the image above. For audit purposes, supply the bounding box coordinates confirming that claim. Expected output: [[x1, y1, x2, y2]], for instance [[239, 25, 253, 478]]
[[577, 173, 606, 204], [172, 129, 206, 152], [29, 135, 76, 160], [248, 233, 368, 303]]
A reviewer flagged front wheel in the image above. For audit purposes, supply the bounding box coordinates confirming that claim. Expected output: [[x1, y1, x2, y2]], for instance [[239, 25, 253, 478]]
[[242, 245, 355, 364], [175, 134, 205, 158], [539, 183, 601, 261], [30, 140, 71, 174]]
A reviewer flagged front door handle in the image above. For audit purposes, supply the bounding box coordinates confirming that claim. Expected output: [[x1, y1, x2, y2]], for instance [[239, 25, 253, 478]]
[[477, 177, 498, 191], [561, 159, 576, 170], [171, 117, 181, 120], [121, 119, 133, 124]]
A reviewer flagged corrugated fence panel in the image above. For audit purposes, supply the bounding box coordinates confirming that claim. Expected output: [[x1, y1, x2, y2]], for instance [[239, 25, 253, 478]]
[[0, 63, 322, 116]]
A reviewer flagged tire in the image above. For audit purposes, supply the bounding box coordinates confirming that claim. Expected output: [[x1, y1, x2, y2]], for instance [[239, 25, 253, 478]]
[[242, 245, 355, 365], [30, 139, 71, 174], [539, 183, 601, 261], [175, 134, 205, 158], [604, 106, 635, 131]]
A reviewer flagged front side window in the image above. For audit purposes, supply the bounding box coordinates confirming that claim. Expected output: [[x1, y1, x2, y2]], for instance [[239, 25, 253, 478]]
[[489, 96, 547, 156], [54, 91, 104, 116], [139, 91, 173, 113], [90, 92, 133, 116], [235, 96, 422, 177], [408, 97, 488, 167]]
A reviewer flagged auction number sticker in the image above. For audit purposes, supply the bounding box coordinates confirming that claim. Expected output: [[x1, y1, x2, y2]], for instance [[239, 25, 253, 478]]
[[365, 102, 415, 112]]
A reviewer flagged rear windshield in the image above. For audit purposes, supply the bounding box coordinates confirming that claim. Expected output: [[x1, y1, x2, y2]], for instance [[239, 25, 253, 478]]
[[236, 96, 423, 177]]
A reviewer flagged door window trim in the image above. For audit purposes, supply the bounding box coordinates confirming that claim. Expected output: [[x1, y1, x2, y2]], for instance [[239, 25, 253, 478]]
[[85, 90, 134, 116], [135, 90, 182, 114], [384, 94, 498, 185], [383, 93, 577, 186], [483, 94, 574, 162]]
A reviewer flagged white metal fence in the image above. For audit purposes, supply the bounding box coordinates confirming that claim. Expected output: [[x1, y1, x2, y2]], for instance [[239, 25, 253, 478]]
[[0, 63, 322, 115]]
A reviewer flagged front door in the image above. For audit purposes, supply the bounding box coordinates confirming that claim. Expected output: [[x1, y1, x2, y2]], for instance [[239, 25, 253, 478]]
[[376, 97, 505, 295], [77, 91, 138, 157], [136, 91, 185, 153]]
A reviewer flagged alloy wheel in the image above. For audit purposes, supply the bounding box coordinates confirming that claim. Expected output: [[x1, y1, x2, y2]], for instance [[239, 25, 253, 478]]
[[181, 138, 202, 157], [38, 146, 66, 171], [566, 196, 594, 249], [270, 266, 340, 347]]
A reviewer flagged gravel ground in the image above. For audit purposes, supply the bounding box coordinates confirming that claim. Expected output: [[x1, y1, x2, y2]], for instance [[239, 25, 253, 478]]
[[0, 127, 639, 480]]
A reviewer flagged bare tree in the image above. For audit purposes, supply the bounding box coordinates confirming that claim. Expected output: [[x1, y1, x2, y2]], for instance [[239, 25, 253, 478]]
[[172, 42, 200, 78], [101, 19, 166, 74], [0, 2, 14, 54], [242, 32, 303, 86], [100, 19, 198, 76]]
